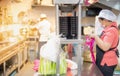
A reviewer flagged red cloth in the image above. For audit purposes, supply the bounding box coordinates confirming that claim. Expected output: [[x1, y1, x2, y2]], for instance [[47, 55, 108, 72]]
[[85, 36, 95, 64], [67, 44, 73, 59], [33, 59, 40, 72]]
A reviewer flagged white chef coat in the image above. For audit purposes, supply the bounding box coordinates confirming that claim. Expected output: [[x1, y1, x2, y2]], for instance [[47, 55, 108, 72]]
[[35, 19, 51, 42]]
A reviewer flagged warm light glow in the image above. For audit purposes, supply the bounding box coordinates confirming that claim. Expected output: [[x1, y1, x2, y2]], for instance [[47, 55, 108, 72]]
[[9, 24, 22, 36], [88, 0, 98, 4], [9, 37, 18, 42]]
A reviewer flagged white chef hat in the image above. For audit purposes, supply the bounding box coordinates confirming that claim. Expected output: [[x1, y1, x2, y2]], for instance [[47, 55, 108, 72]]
[[40, 13, 47, 19], [98, 9, 117, 22]]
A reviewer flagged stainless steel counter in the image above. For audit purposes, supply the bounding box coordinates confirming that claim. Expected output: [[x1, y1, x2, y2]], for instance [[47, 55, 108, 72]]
[[67, 62, 103, 76], [37, 62, 103, 76], [81, 62, 103, 76]]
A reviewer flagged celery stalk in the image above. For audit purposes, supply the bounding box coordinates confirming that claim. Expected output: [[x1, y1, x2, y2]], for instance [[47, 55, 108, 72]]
[[38, 51, 67, 75]]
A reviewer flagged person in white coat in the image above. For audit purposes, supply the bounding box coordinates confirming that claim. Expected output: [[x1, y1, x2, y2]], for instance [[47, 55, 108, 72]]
[[32, 13, 51, 59]]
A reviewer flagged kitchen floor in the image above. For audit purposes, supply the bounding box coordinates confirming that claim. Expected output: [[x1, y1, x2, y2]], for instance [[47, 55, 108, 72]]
[[15, 62, 35, 76]]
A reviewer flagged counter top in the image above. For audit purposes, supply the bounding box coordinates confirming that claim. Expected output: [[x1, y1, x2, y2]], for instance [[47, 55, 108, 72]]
[[67, 62, 103, 76], [0, 38, 26, 52], [81, 62, 103, 76], [37, 62, 103, 76], [0, 38, 26, 64]]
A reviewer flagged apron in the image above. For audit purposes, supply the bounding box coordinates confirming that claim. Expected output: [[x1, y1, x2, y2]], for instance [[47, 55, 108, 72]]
[[96, 44, 118, 76], [96, 45, 104, 66]]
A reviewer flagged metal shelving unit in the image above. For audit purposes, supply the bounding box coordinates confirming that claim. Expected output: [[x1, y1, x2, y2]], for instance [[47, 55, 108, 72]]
[[27, 36, 39, 62], [54, 0, 83, 76]]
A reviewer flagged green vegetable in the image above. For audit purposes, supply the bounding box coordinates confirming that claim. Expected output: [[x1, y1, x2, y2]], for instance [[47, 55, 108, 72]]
[[38, 51, 67, 75]]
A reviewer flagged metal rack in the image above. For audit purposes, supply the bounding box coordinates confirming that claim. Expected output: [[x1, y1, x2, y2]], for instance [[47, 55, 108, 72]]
[[54, 0, 83, 76], [27, 36, 39, 62]]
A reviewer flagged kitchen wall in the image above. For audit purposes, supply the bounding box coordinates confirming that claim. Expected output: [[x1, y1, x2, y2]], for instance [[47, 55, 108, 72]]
[[1, 0, 119, 33], [0, 0, 32, 22], [12, 1, 56, 32], [28, 6, 56, 31], [0, 0, 56, 32], [10, 0, 32, 22]]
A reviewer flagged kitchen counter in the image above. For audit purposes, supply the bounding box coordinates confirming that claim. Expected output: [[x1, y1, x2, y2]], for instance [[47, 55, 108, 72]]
[[36, 62, 103, 76], [66, 62, 103, 76], [0, 38, 26, 64], [0, 38, 28, 76]]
